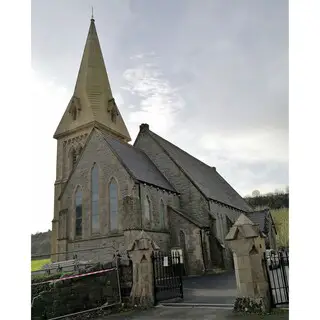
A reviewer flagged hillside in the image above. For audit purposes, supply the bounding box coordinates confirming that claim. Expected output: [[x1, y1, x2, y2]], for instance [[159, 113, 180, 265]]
[[271, 208, 289, 248], [31, 230, 51, 257], [245, 192, 289, 210], [245, 191, 289, 248]]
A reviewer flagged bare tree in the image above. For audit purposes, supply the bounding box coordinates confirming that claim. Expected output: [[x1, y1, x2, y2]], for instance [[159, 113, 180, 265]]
[[275, 188, 284, 195], [252, 190, 261, 197]]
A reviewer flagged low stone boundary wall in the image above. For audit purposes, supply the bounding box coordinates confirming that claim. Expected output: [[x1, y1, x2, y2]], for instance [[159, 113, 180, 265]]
[[31, 261, 132, 319]]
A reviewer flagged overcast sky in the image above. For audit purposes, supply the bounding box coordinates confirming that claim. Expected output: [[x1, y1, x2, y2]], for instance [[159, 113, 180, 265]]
[[31, 0, 288, 233]]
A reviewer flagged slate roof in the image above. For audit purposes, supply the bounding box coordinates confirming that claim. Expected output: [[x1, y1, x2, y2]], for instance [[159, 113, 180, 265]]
[[168, 206, 206, 228], [246, 209, 276, 234], [147, 130, 252, 212], [101, 132, 176, 192]]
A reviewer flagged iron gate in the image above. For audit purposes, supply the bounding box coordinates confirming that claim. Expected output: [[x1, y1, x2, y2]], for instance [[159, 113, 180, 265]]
[[152, 251, 184, 304], [264, 249, 289, 307]]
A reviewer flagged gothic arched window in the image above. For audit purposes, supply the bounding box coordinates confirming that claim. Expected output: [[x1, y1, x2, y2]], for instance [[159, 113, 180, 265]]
[[91, 164, 100, 234], [159, 199, 165, 228], [109, 179, 118, 231], [75, 188, 83, 237], [144, 196, 151, 220]]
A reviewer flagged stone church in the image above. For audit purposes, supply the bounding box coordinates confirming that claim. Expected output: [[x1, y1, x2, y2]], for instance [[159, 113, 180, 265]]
[[51, 18, 266, 275]]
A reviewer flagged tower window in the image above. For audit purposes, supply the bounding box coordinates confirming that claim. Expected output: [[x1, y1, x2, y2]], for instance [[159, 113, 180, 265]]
[[72, 108, 77, 120], [111, 109, 117, 123]]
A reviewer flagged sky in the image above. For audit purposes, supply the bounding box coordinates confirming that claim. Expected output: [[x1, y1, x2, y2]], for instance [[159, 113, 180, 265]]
[[31, 0, 288, 233]]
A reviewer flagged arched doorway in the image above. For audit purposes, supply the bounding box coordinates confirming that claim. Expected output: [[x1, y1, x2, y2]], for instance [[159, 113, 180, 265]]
[[179, 230, 188, 276]]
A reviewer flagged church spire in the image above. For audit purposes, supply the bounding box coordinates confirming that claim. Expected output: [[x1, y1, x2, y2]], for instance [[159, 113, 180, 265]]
[[54, 17, 131, 142]]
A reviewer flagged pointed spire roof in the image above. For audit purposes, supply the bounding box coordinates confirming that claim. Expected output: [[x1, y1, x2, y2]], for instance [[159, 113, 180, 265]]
[[54, 18, 131, 142]]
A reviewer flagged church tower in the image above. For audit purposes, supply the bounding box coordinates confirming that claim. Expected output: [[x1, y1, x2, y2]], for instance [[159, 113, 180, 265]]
[[51, 17, 131, 261]]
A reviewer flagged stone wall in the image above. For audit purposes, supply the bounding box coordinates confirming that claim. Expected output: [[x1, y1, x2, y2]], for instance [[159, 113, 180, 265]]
[[66, 235, 126, 262], [134, 131, 210, 226], [168, 207, 203, 275], [60, 130, 136, 241], [31, 260, 132, 319], [52, 128, 93, 262], [139, 183, 179, 231], [209, 200, 246, 269], [124, 230, 170, 252]]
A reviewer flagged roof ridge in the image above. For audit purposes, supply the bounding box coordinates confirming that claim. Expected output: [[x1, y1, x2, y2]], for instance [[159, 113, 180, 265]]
[[100, 130, 177, 193], [149, 130, 215, 170], [147, 129, 252, 212], [168, 206, 205, 228]]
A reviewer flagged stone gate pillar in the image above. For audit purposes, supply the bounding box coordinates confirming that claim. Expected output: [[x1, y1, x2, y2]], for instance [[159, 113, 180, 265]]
[[127, 230, 160, 307], [225, 214, 271, 313]]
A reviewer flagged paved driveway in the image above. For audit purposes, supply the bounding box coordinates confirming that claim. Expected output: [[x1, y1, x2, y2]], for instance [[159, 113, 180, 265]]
[[102, 306, 289, 320], [179, 272, 237, 305]]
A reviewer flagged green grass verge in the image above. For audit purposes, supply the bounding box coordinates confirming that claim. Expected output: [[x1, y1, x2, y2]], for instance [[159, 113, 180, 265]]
[[31, 258, 51, 271], [271, 208, 289, 248]]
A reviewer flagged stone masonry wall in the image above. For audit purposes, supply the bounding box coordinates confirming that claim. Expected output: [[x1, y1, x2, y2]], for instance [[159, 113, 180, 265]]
[[52, 127, 93, 261], [124, 230, 170, 252], [209, 200, 245, 269], [139, 183, 179, 231], [134, 131, 210, 226], [168, 208, 203, 275], [67, 235, 126, 262], [60, 129, 135, 242]]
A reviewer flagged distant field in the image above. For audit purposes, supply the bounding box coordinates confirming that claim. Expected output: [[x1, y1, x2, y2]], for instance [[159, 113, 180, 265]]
[[271, 208, 289, 247], [31, 258, 51, 271]]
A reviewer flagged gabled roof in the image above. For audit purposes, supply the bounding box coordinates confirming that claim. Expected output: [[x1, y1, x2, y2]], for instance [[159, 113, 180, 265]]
[[246, 209, 277, 234], [100, 131, 176, 193], [59, 129, 176, 200], [168, 206, 206, 228], [137, 126, 252, 212]]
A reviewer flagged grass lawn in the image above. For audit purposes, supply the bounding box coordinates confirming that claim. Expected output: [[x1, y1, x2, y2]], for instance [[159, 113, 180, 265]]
[[31, 258, 51, 271], [271, 208, 289, 248]]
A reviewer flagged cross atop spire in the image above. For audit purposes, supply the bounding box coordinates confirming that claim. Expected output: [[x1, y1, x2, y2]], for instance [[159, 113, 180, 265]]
[[91, 6, 94, 21]]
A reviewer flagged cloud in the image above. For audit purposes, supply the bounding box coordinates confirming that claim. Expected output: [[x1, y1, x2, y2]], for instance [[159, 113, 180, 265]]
[[200, 129, 288, 164], [31, 70, 70, 233], [130, 52, 155, 60], [31, 0, 288, 231], [122, 56, 185, 135]]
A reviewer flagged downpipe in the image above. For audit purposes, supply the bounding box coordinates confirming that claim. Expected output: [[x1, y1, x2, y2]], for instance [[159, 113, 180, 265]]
[[200, 229, 207, 274]]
